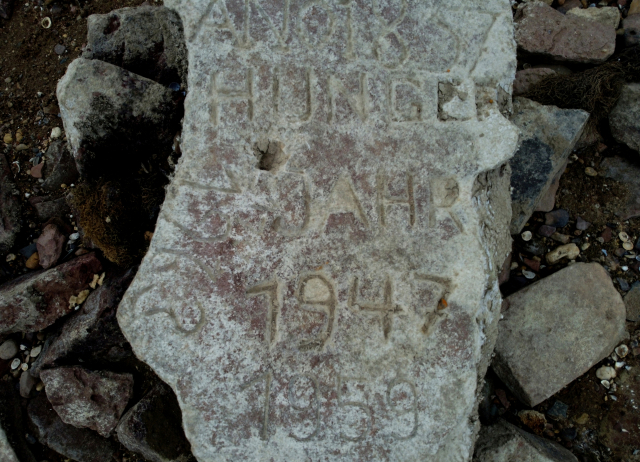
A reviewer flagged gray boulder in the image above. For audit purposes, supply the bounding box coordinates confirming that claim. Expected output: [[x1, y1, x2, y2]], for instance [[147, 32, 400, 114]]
[[41, 366, 134, 437], [57, 58, 183, 180], [609, 83, 640, 153], [474, 419, 578, 461], [509, 97, 589, 234], [116, 383, 192, 462], [493, 263, 627, 406], [84, 5, 187, 87], [0, 152, 21, 253]]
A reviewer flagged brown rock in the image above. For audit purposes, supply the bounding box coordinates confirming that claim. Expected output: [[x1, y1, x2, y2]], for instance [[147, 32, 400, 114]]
[[36, 224, 66, 269], [0, 253, 102, 334], [41, 366, 134, 437], [513, 68, 556, 97], [519, 410, 547, 435], [515, 3, 616, 63], [630, 0, 640, 15], [30, 163, 43, 178], [25, 252, 40, 269]]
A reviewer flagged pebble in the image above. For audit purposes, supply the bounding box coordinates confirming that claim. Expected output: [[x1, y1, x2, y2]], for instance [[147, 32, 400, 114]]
[[550, 232, 571, 244], [29, 345, 42, 358], [602, 227, 613, 243], [20, 363, 28, 372], [576, 216, 591, 231], [619, 232, 630, 242], [575, 413, 589, 425], [615, 345, 629, 358], [10, 358, 20, 370], [547, 400, 568, 420], [3, 133, 12, 144], [5, 253, 16, 262], [15, 130, 23, 143], [538, 225, 557, 237], [546, 243, 580, 264], [50, 127, 62, 139], [623, 242, 634, 251], [545, 209, 570, 228], [596, 366, 616, 380], [601, 379, 611, 389], [54, 44, 66, 55], [0, 339, 18, 360], [521, 230, 532, 241], [15, 144, 28, 151], [30, 163, 44, 178], [25, 252, 40, 269], [523, 270, 536, 279], [617, 278, 630, 292], [585, 167, 598, 176], [615, 248, 626, 257], [581, 243, 590, 251]]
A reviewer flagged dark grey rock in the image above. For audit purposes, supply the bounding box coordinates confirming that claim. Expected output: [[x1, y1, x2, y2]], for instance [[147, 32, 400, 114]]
[[19, 371, 36, 398], [116, 382, 192, 462], [474, 419, 578, 461], [41, 366, 134, 437], [41, 141, 79, 191], [509, 98, 589, 234], [576, 216, 591, 231], [0, 339, 17, 360], [618, 277, 630, 292], [609, 83, 640, 153], [0, 152, 21, 253], [545, 209, 569, 228], [624, 284, 640, 322], [27, 393, 115, 462], [601, 156, 640, 221], [57, 58, 183, 180], [547, 400, 568, 420], [623, 14, 640, 48], [29, 196, 71, 222], [537, 225, 556, 237], [493, 263, 627, 406], [54, 44, 65, 55], [84, 5, 187, 86]]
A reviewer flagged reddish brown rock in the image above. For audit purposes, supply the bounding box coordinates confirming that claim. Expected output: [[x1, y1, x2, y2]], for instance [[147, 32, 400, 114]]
[[36, 224, 66, 269], [41, 366, 134, 437], [515, 3, 616, 63], [0, 253, 102, 334], [513, 68, 556, 97]]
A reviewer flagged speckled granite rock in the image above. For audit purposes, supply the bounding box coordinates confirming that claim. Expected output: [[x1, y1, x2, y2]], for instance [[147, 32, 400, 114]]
[[117, 1, 519, 460]]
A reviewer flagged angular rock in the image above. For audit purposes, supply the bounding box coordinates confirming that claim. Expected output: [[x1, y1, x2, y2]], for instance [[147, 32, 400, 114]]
[[624, 284, 640, 322], [493, 263, 627, 406], [84, 5, 187, 86], [0, 253, 102, 334], [0, 425, 19, 462], [29, 196, 71, 222], [534, 160, 566, 212], [19, 370, 36, 398], [566, 7, 621, 28], [513, 68, 556, 97], [623, 14, 640, 47], [474, 419, 578, 461], [27, 393, 116, 462], [36, 224, 66, 269], [31, 269, 134, 377], [41, 366, 134, 437], [0, 152, 21, 253], [116, 382, 192, 462], [515, 3, 616, 63], [41, 141, 79, 191], [601, 156, 640, 221], [57, 58, 183, 180], [509, 98, 589, 234], [118, 0, 520, 459], [609, 83, 640, 153]]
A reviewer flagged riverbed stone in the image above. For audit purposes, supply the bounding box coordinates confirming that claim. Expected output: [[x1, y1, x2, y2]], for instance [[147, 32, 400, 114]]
[[609, 83, 640, 154], [0, 425, 19, 462], [117, 1, 519, 460], [493, 263, 627, 406], [509, 98, 589, 234]]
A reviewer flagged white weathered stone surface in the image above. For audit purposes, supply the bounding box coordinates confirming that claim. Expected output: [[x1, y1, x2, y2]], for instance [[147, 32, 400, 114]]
[[118, 1, 519, 460], [0, 425, 19, 462]]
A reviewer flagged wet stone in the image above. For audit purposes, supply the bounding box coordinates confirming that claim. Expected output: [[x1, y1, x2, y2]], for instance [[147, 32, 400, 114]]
[[117, 1, 520, 460]]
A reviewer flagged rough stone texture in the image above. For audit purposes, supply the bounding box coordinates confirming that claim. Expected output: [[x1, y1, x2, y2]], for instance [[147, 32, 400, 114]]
[[515, 3, 616, 63], [0, 152, 21, 253], [534, 161, 566, 213], [118, 1, 519, 460], [19, 370, 37, 398], [41, 141, 79, 191], [623, 14, 640, 47], [509, 98, 589, 234], [624, 284, 640, 322], [0, 339, 18, 360], [0, 425, 19, 462], [0, 253, 102, 334], [29, 196, 71, 222], [473, 419, 578, 461], [84, 5, 188, 86], [609, 83, 640, 153], [0, 381, 37, 462], [116, 382, 192, 462], [36, 223, 66, 269], [513, 68, 555, 97], [41, 366, 134, 437], [493, 263, 627, 406], [57, 58, 183, 180], [566, 7, 621, 28], [30, 268, 134, 377], [27, 393, 116, 462], [601, 156, 640, 221]]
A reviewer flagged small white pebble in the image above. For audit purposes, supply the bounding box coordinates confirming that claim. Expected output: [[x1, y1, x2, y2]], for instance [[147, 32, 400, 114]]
[[20, 363, 28, 371], [19, 344, 26, 351], [5, 253, 16, 262], [521, 231, 532, 241], [30, 345, 42, 358], [24, 192, 30, 198], [69, 233, 79, 241], [50, 127, 62, 139], [10, 358, 20, 370]]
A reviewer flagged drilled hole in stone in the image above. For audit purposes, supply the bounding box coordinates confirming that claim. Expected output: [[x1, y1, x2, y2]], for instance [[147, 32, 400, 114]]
[[254, 140, 288, 173]]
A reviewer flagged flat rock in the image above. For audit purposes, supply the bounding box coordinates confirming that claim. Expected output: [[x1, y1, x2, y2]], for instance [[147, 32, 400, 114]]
[[57, 58, 183, 180], [0, 253, 102, 334], [513, 68, 556, 97], [566, 7, 621, 28], [601, 156, 640, 221], [623, 14, 640, 47], [0, 152, 21, 253], [31, 269, 134, 377], [36, 223, 66, 269], [493, 263, 627, 406], [473, 419, 578, 461], [27, 393, 116, 462], [41, 366, 134, 437], [0, 425, 19, 462], [116, 382, 192, 462], [509, 98, 589, 234], [41, 141, 79, 191], [609, 83, 640, 153], [515, 3, 616, 63], [84, 5, 187, 86], [624, 284, 640, 322], [118, 0, 519, 460]]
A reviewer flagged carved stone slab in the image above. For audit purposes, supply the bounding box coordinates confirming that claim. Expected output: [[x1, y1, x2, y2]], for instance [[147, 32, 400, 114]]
[[117, 1, 519, 460]]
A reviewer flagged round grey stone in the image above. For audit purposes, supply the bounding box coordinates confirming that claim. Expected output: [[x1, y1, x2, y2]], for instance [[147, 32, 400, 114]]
[[0, 340, 18, 360]]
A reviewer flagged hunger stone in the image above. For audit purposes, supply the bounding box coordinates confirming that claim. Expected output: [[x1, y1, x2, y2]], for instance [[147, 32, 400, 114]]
[[117, 0, 519, 460]]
